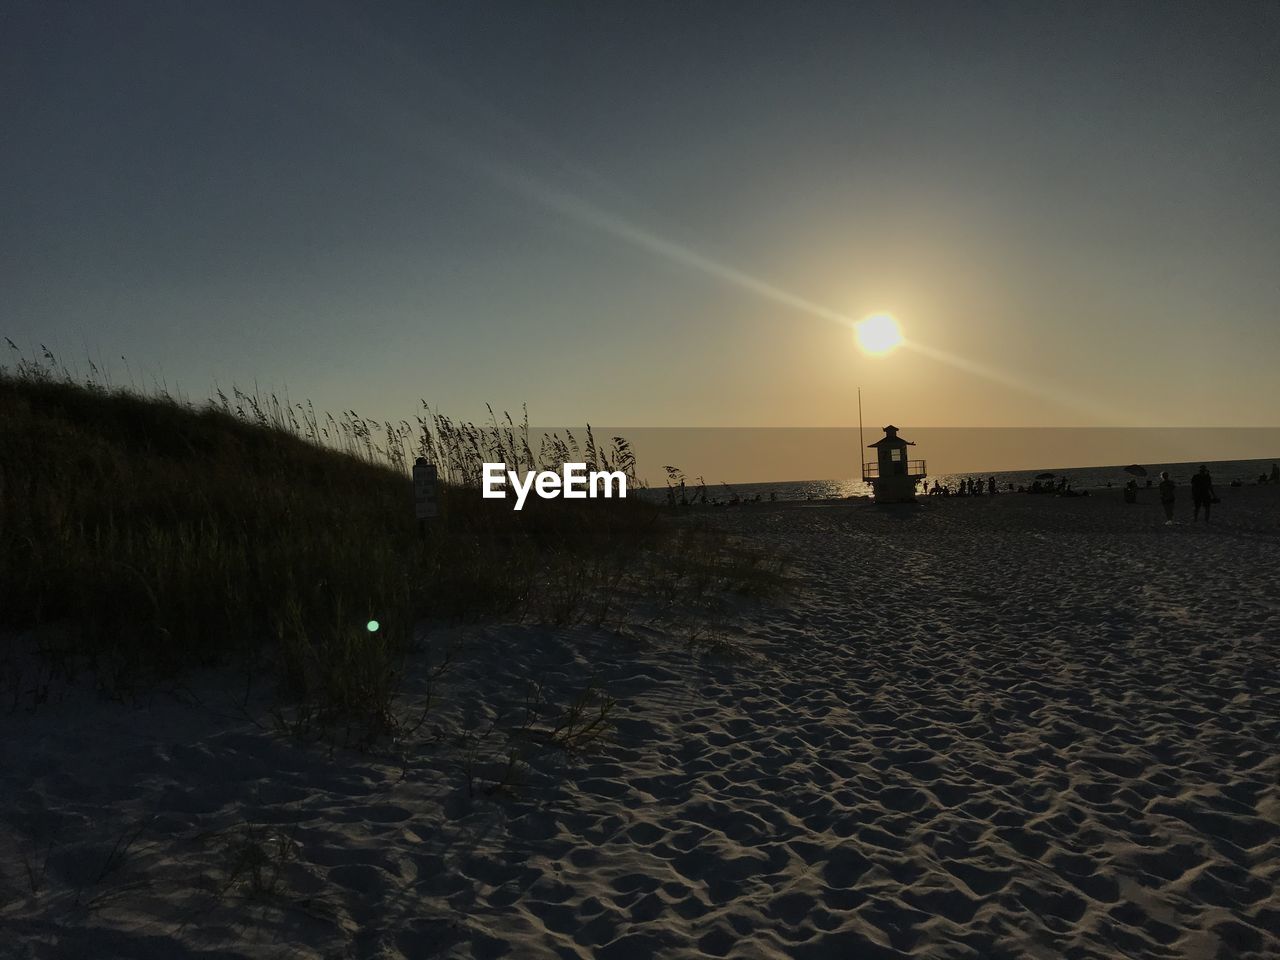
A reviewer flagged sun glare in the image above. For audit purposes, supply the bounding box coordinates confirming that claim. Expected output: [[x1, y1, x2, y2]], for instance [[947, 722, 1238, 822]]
[[854, 313, 904, 356]]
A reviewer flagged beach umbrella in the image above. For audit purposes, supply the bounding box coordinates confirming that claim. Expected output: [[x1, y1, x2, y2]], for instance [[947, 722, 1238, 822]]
[[1123, 464, 1147, 477], [1035, 472, 1055, 480]]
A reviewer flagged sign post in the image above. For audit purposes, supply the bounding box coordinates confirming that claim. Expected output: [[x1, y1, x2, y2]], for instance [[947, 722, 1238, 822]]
[[413, 458, 438, 539], [858, 386, 865, 482]]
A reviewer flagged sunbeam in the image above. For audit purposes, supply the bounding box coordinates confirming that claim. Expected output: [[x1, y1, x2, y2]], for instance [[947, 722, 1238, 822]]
[[496, 168, 1120, 422], [902, 339, 1117, 424], [304, 17, 1122, 426], [476, 163, 855, 328], [461, 153, 1120, 423]]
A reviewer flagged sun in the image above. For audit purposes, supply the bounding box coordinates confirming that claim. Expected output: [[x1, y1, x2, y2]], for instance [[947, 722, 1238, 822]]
[[854, 312, 904, 356]]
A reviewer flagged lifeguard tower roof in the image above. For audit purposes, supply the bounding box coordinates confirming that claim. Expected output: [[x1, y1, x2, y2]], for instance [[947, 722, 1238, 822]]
[[867, 425, 916, 448]]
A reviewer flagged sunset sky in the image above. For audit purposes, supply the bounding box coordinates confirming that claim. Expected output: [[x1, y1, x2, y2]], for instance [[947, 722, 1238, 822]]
[[4, 1, 1279, 430]]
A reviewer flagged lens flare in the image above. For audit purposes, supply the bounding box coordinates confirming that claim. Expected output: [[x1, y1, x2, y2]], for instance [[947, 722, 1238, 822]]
[[366, 620, 380, 633], [854, 313, 904, 356]]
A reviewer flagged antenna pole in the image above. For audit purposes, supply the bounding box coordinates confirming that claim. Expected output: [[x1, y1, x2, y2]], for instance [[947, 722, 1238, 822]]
[[858, 386, 865, 481]]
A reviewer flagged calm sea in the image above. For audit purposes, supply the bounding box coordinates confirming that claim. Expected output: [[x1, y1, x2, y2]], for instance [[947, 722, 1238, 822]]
[[637, 458, 1280, 503]]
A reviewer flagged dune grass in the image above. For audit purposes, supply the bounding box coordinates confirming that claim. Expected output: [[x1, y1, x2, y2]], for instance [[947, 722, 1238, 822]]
[[1, 377, 650, 698], [1, 348, 784, 738]]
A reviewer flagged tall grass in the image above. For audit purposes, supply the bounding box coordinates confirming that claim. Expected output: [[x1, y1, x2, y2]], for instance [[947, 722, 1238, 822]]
[[1, 343, 784, 739], [3, 341, 640, 483], [0, 345, 653, 714]]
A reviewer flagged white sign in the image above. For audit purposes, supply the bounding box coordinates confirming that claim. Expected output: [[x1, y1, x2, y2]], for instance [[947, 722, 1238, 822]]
[[413, 461, 439, 519]]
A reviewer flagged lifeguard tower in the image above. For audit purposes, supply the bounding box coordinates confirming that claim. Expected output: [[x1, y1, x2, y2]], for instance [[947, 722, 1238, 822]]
[[863, 425, 926, 503]]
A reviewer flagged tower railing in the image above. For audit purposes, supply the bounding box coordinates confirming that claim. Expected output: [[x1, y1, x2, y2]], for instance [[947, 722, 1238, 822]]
[[862, 459, 927, 480]]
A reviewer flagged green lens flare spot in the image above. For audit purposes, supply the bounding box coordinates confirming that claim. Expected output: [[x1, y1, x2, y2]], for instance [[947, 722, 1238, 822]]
[[366, 620, 380, 633]]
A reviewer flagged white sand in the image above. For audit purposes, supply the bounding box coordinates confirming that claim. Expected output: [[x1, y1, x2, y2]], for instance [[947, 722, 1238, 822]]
[[3, 487, 1277, 959]]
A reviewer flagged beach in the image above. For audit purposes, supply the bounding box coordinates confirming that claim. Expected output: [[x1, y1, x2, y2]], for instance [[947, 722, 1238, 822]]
[[3, 487, 1277, 959]]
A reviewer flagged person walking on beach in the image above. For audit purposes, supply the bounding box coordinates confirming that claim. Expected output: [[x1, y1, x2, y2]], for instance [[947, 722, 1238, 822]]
[[1158, 471, 1176, 524], [1191, 465, 1216, 522]]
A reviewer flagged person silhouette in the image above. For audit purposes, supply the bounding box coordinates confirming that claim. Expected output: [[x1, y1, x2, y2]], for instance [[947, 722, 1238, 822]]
[[1158, 471, 1176, 524], [1191, 465, 1216, 522]]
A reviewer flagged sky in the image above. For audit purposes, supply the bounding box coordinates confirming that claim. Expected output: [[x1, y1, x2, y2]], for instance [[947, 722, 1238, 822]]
[[4, 0, 1279, 431]]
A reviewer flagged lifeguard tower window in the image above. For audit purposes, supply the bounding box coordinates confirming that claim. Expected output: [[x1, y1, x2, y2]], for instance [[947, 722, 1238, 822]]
[[891, 449, 904, 460]]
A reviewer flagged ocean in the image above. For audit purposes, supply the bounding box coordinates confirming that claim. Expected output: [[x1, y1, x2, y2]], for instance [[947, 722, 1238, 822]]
[[636, 457, 1280, 504]]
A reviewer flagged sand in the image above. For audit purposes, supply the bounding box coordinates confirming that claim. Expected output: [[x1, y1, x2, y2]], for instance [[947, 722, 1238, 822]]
[[2, 486, 1278, 959]]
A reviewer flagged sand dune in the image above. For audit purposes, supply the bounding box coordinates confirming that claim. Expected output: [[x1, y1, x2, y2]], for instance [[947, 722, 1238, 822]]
[[3, 487, 1277, 958]]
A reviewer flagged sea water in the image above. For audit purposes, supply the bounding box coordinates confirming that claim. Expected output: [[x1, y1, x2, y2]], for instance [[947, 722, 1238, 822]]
[[637, 458, 1280, 503]]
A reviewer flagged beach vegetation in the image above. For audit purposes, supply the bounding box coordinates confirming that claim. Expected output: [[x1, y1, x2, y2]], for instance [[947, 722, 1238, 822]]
[[216, 822, 298, 903], [1, 343, 783, 745]]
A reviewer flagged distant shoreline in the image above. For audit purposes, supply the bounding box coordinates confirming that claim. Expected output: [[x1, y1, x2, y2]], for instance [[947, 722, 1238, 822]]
[[607, 428, 1280, 489], [632, 456, 1280, 503]]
